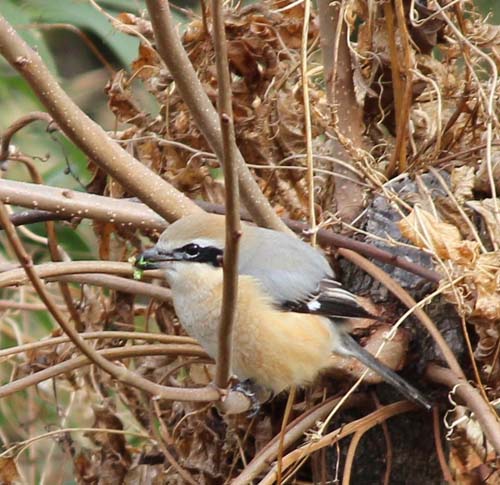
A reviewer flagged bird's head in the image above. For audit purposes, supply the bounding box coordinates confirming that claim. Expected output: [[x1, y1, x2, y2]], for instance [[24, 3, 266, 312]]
[[135, 214, 226, 280]]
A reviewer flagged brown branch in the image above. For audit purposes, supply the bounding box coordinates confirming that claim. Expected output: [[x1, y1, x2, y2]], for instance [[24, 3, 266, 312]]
[[287, 219, 442, 283], [342, 428, 365, 485], [276, 386, 296, 484], [7, 209, 69, 226], [372, 393, 394, 485], [54, 273, 172, 301], [144, 0, 288, 232], [432, 406, 455, 484], [425, 364, 500, 455], [0, 179, 442, 283], [0, 112, 54, 161], [0, 179, 166, 231], [210, 0, 241, 389], [0, 13, 201, 223], [0, 261, 144, 288], [0, 343, 207, 400], [385, 0, 413, 176], [0, 332, 198, 360], [318, 0, 365, 222]]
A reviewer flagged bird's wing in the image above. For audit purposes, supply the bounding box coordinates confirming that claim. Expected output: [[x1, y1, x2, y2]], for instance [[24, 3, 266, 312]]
[[281, 277, 378, 320]]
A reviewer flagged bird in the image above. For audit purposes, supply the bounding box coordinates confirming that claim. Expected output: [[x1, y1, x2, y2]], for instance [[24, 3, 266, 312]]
[[135, 213, 432, 411]]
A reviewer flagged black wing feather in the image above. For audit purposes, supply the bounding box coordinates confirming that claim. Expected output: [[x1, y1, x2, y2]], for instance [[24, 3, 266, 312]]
[[282, 277, 378, 320]]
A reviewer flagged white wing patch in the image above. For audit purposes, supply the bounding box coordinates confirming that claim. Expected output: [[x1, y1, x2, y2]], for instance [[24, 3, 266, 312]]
[[307, 300, 321, 311]]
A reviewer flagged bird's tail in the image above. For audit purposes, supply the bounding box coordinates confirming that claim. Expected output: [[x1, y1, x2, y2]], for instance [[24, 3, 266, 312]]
[[336, 331, 433, 411]]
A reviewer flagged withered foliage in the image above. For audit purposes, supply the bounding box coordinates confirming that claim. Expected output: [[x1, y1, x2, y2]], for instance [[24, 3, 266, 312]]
[[1, 0, 499, 483]]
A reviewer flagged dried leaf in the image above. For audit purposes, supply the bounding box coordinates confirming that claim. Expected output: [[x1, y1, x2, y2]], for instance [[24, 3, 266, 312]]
[[398, 208, 478, 263], [0, 457, 20, 484], [467, 198, 500, 248], [131, 44, 160, 80], [451, 165, 475, 204], [474, 151, 500, 194]]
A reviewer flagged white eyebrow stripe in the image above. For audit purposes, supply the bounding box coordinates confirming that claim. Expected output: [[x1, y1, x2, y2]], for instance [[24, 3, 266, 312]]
[[186, 238, 222, 248]]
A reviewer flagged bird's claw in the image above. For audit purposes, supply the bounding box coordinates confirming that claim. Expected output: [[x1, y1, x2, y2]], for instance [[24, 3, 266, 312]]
[[231, 379, 262, 417]]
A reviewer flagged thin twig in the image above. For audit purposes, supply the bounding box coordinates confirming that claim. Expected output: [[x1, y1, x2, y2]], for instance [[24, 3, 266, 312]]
[[210, 0, 241, 389], [0, 332, 198, 360], [342, 429, 365, 485], [426, 364, 500, 455], [367, 392, 394, 485], [276, 385, 296, 484], [0, 112, 54, 161], [0, 261, 149, 288], [6, 209, 69, 227], [300, 0, 316, 245], [54, 273, 172, 301], [432, 406, 455, 484]]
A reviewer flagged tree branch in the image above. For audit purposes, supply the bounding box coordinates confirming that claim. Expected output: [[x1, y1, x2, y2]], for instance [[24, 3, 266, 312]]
[[210, 0, 241, 388], [318, 0, 365, 222], [0, 179, 442, 283], [0, 179, 166, 231]]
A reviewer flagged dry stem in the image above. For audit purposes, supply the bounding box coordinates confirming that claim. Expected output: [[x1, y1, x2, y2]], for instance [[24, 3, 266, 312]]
[[0, 112, 54, 161], [210, 0, 241, 389], [426, 364, 500, 455]]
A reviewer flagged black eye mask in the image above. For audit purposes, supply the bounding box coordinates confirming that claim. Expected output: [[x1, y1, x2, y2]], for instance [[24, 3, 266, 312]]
[[181, 245, 223, 267]]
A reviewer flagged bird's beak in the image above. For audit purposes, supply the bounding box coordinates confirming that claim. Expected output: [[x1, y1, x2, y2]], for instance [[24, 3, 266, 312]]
[[134, 247, 177, 270]]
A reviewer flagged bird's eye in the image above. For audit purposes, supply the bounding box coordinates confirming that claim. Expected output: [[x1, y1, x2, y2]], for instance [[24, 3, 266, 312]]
[[182, 244, 200, 257]]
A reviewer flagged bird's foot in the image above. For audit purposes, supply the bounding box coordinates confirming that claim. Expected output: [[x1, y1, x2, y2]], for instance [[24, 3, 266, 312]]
[[231, 379, 263, 417]]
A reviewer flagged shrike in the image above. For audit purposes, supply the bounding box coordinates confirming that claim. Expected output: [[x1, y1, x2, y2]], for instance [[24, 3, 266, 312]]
[[136, 213, 431, 410]]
